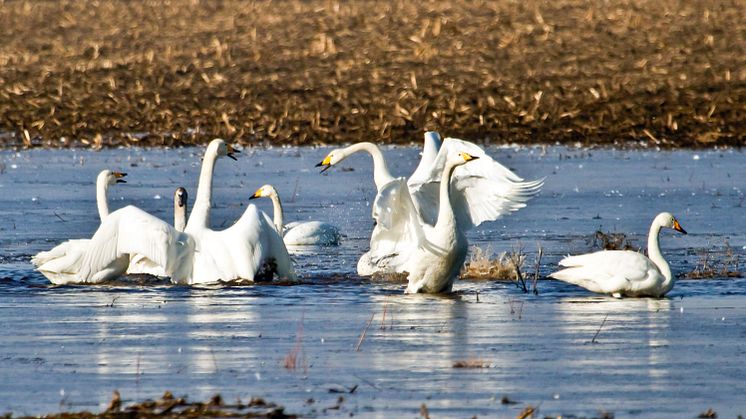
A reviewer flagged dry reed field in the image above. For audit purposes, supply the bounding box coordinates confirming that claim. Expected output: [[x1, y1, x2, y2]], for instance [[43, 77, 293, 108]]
[[0, 0, 744, 148]]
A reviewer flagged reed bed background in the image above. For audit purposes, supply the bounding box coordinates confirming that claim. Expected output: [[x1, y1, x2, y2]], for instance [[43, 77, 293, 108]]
[[0, 0, 743, 148]]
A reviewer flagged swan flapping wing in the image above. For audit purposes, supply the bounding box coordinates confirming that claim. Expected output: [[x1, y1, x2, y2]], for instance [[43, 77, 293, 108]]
[[407, 137, 544, 230], [409, 131, 443, 185], [78, 205, 193, 283], [190, 205, 295, 284], [368, 178, 425, 272]]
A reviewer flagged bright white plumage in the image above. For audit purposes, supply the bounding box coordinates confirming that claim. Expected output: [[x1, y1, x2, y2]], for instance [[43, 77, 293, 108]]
[[317, 131, 543, 276], [34, 139, 295, 285], [250, 184, 341, 247], [549, 212, 687, 298], [402, 151, 479, 294]]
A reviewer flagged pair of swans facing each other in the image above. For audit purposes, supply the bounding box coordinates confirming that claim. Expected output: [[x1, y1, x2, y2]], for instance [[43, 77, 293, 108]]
[[33, 140, 296, 285], [318, 132, 544, 292]]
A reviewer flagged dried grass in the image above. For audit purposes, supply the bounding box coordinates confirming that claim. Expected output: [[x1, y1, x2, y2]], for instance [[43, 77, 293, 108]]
[[0, 0, 743, 148], [48, 390, 295, 418], [452, 358, 490, 368], [684, 241, 742, 279], [590, 230, 636, 251], [461, 245, 524, 281]]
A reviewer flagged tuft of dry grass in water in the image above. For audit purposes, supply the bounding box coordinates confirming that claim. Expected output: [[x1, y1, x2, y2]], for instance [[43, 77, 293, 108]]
[[590, 230, 636, 251], [697, 408, 718, 418], [684, 241, 742, 279], [283, 316, 306, 371], [461, 245, 524, 281]]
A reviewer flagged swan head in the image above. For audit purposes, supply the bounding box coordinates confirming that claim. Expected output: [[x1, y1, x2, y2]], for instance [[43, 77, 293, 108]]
[[174, 187, 188, 208], [455, 151, 479, 166], [654, 212, 687, 235], [315, 149, 345, 173], [249, 184, 278, 200], [99, 170, 127, 185], [207, 139, 240, 160]]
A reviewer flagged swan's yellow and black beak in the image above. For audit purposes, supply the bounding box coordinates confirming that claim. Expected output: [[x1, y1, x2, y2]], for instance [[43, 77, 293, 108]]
[[316, 154, 333, 174], [673, 219, 687, 235], [249, 187, 263, 200], [461, 152, 479, 162], [227, 144, 240, 161], [114, 172, 127, 183]]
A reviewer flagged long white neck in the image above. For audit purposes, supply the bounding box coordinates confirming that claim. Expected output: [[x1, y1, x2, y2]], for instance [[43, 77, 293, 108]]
[[268, 191, 284, 234], [186, 147, 219, 231], [343, 142, 395, 190], [96, 174, 110, 221], [174, 195, 187, 232], [435, 161, 459, 231], [647, 220, 673, 290]]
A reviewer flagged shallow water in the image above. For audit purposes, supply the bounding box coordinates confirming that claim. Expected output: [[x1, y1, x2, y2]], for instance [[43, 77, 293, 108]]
[[0, 146, 745, 417]]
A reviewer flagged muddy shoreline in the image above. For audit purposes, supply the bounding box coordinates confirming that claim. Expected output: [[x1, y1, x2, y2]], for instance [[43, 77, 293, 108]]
[[1, 0, 744, 149]]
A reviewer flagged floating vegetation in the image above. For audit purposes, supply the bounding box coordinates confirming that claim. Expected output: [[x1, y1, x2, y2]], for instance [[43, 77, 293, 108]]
[[590, 230, 637, 251], [452, 358, 490, 368], [0, 1, 743, 148], [683, 241, 742, 279], [17, 391, 296, 418]]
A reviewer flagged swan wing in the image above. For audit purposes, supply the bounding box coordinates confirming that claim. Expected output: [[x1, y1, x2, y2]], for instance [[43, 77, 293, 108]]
[[78, 205, 192, 282], [32, 239, 90, 267], [408, 131, 442, 185], [191, 205, 295, 283], [407, 137, 543, 230], [369, 178, 425, 271], [550, 250, 655, 294]]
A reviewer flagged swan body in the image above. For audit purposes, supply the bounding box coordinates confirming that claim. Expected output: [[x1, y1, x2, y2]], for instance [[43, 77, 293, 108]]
[[317, 132, 543, 276], [250, 184, 341, 246], [39, 205, 194, 284], [37, 198, 295, 285], [403, 151, 477, 294], [186, 204, 295, 284], [126, 137, 236, 278], [282, 221, 340, 246], [126, 187, 188, 277], [32, 170, 126, 281], [549, 212, 687, 298]]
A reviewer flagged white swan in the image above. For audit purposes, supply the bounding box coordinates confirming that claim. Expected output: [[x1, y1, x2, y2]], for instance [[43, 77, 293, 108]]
[[125, 187, 188, 277], [125, 137, 236, 277], [402, 151, 480, 294], [316, 132, 543, 275], [32, 170, 126, 280], [250, 184, 341, 246], [549, 212, 688, 298], [36, 191, 295, 285], [185, 139, 238, 231]]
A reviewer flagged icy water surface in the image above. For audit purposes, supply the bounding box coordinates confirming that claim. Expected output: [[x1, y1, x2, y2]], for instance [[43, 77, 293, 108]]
[[0, 146, 745, 417]]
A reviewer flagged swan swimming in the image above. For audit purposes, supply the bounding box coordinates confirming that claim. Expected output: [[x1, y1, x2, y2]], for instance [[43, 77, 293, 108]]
[[32, 170, 127, 282], [35, 188, 294, 285], [316, 132, 543, 275], [549, 212, 687, 298], [34, 139, 293, 285], [125, 137, 236, 277], [250, 184, 341, 246], [402, 151, 480, 294]]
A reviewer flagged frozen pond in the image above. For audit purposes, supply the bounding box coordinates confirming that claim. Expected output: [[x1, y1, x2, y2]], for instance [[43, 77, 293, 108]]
[[1, 145, 745, 417]]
